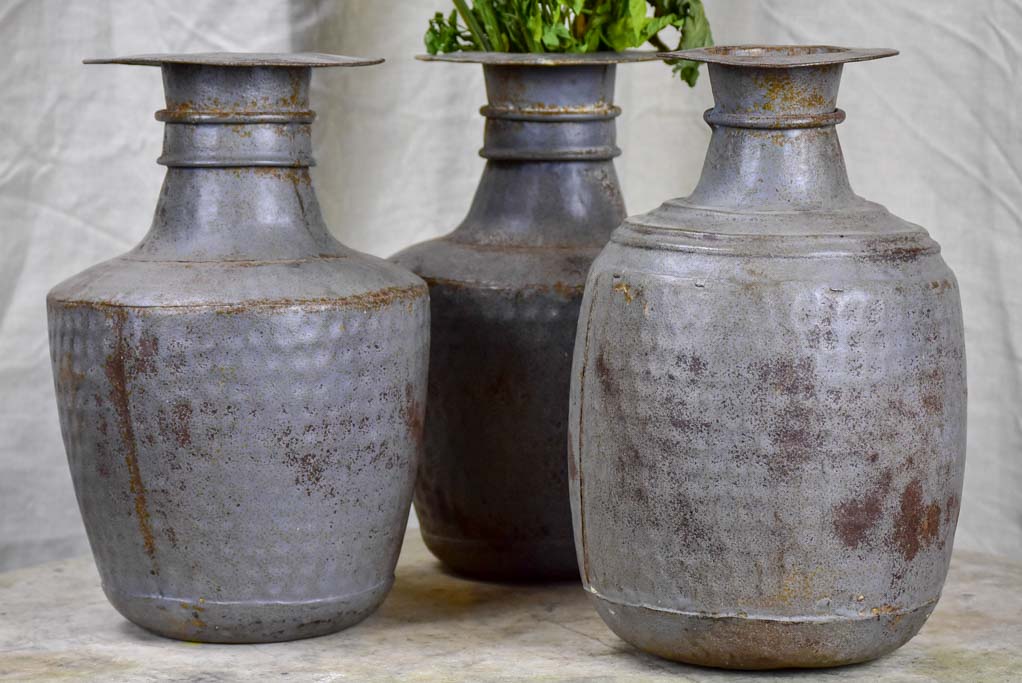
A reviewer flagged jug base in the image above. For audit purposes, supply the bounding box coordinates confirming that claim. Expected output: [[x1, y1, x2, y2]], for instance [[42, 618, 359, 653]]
[[105, 577, 393, 644], [590, 593, 935, 670], [421, 531, 579, 582]]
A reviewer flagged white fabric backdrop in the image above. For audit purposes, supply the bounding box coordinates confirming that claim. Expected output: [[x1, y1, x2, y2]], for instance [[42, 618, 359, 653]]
[[1, 0, 1019, 571]]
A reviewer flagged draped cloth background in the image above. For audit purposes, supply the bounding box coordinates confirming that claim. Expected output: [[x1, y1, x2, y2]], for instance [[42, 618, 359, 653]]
[[1, 0, 1019, 571]]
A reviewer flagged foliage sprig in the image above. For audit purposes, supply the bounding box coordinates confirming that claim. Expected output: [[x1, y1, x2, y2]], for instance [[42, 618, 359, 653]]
[[425, 0, 713, 86]]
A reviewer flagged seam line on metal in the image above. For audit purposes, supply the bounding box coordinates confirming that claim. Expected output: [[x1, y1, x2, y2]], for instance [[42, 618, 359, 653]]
[[51, 285, 427, 310], [156, 158, 316, 168], [156, 110, 317, 124], [586, 590, 940, 623], [480, 105, 621, 122], [109, 578, 394, 607], [610, 235, 941, 259], [704, 108, 846, 129], [480, 146, 621, 161]]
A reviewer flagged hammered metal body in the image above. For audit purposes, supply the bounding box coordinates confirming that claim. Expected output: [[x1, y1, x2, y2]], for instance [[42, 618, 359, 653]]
[[393, 60, 629, 580], [48, 55, 429, 643], [569, 46, 967, 668]]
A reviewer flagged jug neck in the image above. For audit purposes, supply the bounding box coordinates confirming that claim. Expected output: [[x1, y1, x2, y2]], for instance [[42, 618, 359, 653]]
[[688, 62, 856, 211], [136, 65, 338, 261], [454, 64, 625, 247]]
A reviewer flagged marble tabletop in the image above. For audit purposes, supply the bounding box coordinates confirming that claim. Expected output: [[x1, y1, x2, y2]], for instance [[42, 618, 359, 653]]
[[1, 531, 1019, 682]]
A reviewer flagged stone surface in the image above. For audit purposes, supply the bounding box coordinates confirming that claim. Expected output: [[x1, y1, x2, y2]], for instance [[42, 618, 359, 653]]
[[0, 531, 1018, 682]]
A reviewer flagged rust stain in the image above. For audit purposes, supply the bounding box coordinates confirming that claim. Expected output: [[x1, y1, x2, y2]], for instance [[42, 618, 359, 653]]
[[756, 357, 816, 399], [551, 281, 583, 298], [944, 494, 960, 526], [833, 469, 892, 548], [676, 353, 707, 377], [279, 69, 303, 108], [103, 309, 159, 572], [278, 423, 337, 499], [157, 400, 194, 449], [870, 604, 899, 617], [57, 352, 85, 402], [212, 285, 427, 315], [754, 71, 829, 113], [173, 402, 193, 447], [891, 479, 942, 561], [612, 281, 638, 303], [251, 166, 311, 185], [918, 367, 945, 416], [595, 349, 618, 397], [921, 393, 943, 416], [402, 383, 425, 453]]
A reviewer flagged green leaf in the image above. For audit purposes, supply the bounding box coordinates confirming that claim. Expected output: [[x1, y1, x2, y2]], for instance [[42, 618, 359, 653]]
[[422, 0, 714, 86], [424, 11, 465, 54]]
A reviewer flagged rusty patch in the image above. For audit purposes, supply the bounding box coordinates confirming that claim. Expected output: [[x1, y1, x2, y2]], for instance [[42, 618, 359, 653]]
[[676, 353, 707, 377], [595, 349, 618, 397], [56, 285, 426, 314], [920, 393, 943, 416], [158, 401, 193, 449], [891, 479, 942, 561], [214, 285, 428, 315], [833, 469, 892, 548], [402, 383, 425, 453], [57, 352, 85, 402], [612, 281, 638, 303], [945, 494, 959, 526], [767, 404, 816, 466], [918, 367, 946, 416], [552, 281, 583, 298], [276, 422, 340, 499], [250, 166, 312, 185], [103, 309, 159, 572], [756, 357, 816, 399], [164, 526, 179, 549], [754, 71, 829, 114]]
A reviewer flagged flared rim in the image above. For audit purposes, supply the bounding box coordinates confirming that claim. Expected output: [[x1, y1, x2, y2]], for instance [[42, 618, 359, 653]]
[[84, 52, 383, 67], [416, 50, 670, 65], [666, 45, 898, 68]]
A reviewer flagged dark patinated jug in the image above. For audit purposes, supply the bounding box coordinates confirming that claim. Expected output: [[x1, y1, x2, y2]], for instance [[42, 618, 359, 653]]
[[394, 52, 664, 581]]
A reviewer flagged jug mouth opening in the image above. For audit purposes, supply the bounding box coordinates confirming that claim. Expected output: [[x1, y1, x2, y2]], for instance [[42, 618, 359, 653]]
[[667, 45, 898, 68], [713, 45, 845, 58], [416, 51, 666, 66]]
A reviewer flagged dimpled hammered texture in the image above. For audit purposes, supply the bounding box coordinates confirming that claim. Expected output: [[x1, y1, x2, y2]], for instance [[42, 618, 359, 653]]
[[47, 55, 428, 643], [570, 46, 966, 669]]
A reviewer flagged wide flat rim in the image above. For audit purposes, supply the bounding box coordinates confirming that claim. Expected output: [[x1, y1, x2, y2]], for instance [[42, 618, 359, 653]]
[[666, 45, 898, 68], [84, 52, 383, 67], [416, 50, 670, 65]]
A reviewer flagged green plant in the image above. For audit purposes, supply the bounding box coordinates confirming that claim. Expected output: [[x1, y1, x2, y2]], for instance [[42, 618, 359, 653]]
[[424, 0, 713, 85]]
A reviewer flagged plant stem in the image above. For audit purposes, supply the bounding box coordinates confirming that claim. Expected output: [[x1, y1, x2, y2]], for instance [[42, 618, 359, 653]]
[[452, 0, 492, 50]]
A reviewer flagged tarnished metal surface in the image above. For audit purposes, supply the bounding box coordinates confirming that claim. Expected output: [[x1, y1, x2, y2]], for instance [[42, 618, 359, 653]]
[[392, 60, 631, 580], [569, 45, 967, 668], [47, 54, 429, 643], [84, 53, 383, 67], [663, 45, 898, 68]]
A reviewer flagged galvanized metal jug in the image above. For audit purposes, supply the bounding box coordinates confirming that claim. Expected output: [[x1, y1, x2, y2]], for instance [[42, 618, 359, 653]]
[[569, 46, 967, 668], [47, 53, 429, 643], [393, 53, 662, 581]]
